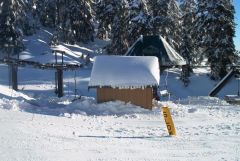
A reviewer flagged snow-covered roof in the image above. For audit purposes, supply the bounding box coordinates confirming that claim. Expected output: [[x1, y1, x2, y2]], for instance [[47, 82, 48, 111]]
[[125, 35, 186, 66], [88, 56, 160, 89], [159, 36, 186, 66]]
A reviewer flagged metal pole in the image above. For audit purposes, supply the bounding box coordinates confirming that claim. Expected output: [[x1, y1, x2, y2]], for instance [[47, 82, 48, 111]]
[[7, 47, 11, 89], [54, 50, 58, 94], [7, 45, 18, 90], [56, 51, 64, 97], [57, 69, 63, 97], [238, 78, 240, 96], [74, 70, 77, 98], [12, 51, 19, 91], [62, 52, 64, 66], [12, 64, 18, 91], [55, 71, 58, 94], [55, 51, 58, 64]]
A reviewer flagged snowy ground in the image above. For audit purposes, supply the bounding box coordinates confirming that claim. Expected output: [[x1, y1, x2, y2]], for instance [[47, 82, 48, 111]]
[[0, 95, 240, 161], [1, 28, 240, 161]]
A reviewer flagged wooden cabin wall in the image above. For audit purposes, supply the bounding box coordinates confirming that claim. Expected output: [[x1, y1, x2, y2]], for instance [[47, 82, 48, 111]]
[[97, 87, 153, 109]]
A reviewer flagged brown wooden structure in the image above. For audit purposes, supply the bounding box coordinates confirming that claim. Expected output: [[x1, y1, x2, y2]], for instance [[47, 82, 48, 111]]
[[88, 56, 160, 109], [97, 87, 153, 109]]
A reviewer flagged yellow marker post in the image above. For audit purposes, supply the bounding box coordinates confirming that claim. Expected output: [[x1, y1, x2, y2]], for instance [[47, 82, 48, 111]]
[[162, 106, 177, 136]]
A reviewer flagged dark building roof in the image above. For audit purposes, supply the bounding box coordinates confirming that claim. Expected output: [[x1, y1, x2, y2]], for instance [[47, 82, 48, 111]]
[[125, 35, 186, 66]]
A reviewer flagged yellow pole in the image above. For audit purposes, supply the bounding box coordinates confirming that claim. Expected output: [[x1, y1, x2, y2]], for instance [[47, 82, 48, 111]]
[[162, 106, 177, 136]]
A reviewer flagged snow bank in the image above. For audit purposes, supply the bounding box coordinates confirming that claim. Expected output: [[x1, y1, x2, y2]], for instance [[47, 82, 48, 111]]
[[64, 97, 150, 116], [0, 85, 34, 111], [0, 88, 149, 116], [0, 98, 31, 111], [38, 97, 150, 116], [0, 85, 34, 101]]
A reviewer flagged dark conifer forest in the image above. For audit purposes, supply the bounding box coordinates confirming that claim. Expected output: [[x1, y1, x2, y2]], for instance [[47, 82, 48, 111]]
[[0, 0, 238, 81]]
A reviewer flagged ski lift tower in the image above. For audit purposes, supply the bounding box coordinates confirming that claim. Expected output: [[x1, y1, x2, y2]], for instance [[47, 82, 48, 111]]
[[52, 49, 64, 97]]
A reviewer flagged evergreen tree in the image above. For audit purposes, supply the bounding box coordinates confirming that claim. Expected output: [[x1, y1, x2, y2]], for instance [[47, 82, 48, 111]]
[[16, 0, 38, 35], [35, 0, 46, 25], [180, 0, 197, 65], [66, 0, 94, 43], [194, 0, 236, 80], [48, 0, 94, 44], [148, 0, 181, 51], [36, 0, 57, 27], [127, 0, 151, 45], [107, 0, 130, 55], [0, 0, 24, 58], [148, 0, 168, 35], [179, 0, 197, 86], [95, 0, 115, 39]]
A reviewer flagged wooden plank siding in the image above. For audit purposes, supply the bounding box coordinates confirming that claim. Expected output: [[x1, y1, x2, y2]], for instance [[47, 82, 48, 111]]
[[97, 87, 153, 109]]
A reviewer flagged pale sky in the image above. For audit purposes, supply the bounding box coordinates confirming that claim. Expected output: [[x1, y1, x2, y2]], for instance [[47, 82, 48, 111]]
[[234, 0, 240, 51]]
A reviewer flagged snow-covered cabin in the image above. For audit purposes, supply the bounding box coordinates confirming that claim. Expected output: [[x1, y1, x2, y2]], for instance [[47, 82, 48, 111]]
[[88, 56, 160, 109]]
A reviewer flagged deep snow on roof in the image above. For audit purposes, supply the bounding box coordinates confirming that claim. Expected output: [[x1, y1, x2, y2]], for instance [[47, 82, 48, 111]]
[[159, 36, 186, 66], [88, 56, 160, 88]]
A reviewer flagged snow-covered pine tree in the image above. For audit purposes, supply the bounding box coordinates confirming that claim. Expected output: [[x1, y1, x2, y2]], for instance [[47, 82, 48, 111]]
[[148, 0, 181, 51], [106, 0, 130, 55], [95, 0, 115, 39], [0, 0, 37, 38], [233, 50, 240, 65], [67, 0, 94, 43], [148, 0, 167, 35], [35, 0, 46, 25], [179, 0, 197, 86], [127, 0, 150, 45], [168, 0, 182, 51], [15, 0, 38, 36], [36, 0, 57, 27], [194, 0, 236, 80], [180, 0, 197, 66], [0, 0, 24, 58], [50, 0, 94, 44]]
